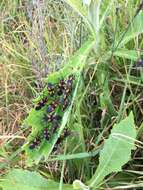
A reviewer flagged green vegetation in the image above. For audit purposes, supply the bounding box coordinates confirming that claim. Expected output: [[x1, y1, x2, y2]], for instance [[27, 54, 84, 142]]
[[0, 0, 143, 189]]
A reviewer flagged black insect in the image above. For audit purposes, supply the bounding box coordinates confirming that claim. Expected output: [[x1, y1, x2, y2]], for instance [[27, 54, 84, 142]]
[[136, 59, 143, 68], [136, 1, 143, 15], [63, 128, 71, 137], [43, 113, 53, 122], [60, 95, 69, 111], [44, 113, 62, 123], [53, 129, 70, 151], [67, 74, 75, 86], [47, 83, 55, 95], [46, 101, 58, 113], [63, 75, 75, 95], [57, 88, 62, 96], [54, 115, 62, 122], [35, 97, 48, 110], [29, 137, 41, 149], [56, 137, 63, 145], [60, 96, 66, 103], [64, 87, 72, 95], [53, 143, 59, 151], [68, 74, 75, 80], [57, 79, 66, 95], [62, 98, 69, 111], [59, 79, 66, 89], [51, 123, 59, 133], [44, 128, 50, 140], [62, 91, 68, 100], [52, 136, 63, 151]]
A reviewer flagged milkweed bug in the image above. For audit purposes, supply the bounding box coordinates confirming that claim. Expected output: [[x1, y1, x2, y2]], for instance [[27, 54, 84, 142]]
[[47, 83, 55, 95], [35, 97, 48, 110], [46, 101, 58, 113], [29, 137, 41, 149], [44, 128, 50, 140]]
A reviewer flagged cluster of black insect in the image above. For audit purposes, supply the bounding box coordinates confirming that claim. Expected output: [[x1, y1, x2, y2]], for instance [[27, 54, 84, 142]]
[[29, 74, 75, 150]]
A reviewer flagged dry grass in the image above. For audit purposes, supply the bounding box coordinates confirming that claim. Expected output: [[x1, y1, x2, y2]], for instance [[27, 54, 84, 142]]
[[0, 0, 143, 189], [0, 0, 82, 173]]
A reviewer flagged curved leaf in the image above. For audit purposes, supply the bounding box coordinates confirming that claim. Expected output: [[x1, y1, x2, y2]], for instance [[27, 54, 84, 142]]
[[65, 0, 87, 18], [113, 49, 142, 61], [64, 0, 95, 36], [0, 169, 72, 190], [115, 12, 143, 49], [89, 112, 136, 188], [45, 39, 95, 83]]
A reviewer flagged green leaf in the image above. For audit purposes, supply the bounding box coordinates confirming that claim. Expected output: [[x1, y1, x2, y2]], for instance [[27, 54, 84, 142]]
[[88, 0, 101, 34], [113, 49, 142, 61], [64, 0, 95, 36], [82, 0, 91, 6], [45, 39, 95, 83], [89, 112, 136, 188], [99, 0, 114, 28], [115, 12, 143, 48], [96, 63, 116, 116], [48, 149, 100, 162], [0, 169, 72, 190], [73, 180, 89, 190], [65, 0, 87, 18], [23, 39, 95, 166]]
